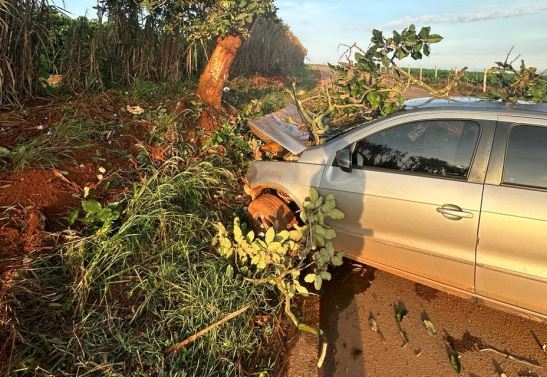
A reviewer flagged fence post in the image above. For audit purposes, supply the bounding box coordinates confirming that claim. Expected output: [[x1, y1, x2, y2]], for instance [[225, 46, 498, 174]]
[[483, 68, 489, 93], [435, 66, 438, 78], [419, 66, 423, 81]]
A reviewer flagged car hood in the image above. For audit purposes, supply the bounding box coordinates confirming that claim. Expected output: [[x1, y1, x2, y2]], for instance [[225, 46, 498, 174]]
[[248, 104, 309, 155]]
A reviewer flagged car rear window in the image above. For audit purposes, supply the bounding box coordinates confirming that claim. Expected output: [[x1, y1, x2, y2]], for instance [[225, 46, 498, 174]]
[[503, 125, 547, 189], [353, 120, 480, 179]]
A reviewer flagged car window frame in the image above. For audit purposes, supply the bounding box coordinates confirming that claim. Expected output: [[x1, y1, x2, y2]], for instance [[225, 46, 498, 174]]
[[485, 115, 547, 189], [501, 123, 547, 191], [346, 118, 483, 182]]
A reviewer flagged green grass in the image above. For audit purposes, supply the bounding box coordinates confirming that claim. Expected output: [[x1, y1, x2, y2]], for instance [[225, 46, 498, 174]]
[[2, 150, 278, 376], [6, 115, 109, 170]]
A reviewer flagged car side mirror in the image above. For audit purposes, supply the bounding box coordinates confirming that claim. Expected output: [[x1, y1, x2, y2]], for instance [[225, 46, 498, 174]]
[[335, 149, 352, 173]]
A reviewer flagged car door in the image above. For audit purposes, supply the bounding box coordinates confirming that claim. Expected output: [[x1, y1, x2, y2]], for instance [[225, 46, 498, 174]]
[[477, 117, 547, 317], [320, 115, 492, 293]]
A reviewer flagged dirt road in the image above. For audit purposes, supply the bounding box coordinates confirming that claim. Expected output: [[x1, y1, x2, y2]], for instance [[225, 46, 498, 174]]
[[286, 262, 547, 377]]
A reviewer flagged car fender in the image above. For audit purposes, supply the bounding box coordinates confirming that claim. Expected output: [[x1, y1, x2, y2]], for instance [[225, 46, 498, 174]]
[[245, 160, 325, 209]]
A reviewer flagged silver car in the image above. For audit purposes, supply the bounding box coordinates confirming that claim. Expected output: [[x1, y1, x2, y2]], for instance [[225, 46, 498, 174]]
[[245, 98, 547, 323]]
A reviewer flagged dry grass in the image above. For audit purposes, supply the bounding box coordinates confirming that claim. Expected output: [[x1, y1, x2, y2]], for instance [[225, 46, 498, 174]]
[[231, 16, 307, 75], [0, 0, 54, 106], [1, 4, 307, 105]]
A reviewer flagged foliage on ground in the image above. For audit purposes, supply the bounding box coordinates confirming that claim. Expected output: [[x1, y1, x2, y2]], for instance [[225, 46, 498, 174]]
[[213, 187, 345, 366], [0, 79, 288, 376]]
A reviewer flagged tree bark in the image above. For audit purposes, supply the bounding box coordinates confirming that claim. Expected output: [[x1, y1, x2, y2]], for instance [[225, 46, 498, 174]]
[[196, 34, 242, 111]]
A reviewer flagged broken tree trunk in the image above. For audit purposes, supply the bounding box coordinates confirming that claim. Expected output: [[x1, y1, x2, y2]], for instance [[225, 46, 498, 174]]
[[196, 34, 242, 132]]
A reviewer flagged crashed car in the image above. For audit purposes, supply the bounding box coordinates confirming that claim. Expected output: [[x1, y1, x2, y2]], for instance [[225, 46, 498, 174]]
[[245, 98, 547, 322]]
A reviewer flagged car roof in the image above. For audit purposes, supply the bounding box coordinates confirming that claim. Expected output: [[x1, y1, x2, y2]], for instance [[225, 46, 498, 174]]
[[403, 97, 547, 116]]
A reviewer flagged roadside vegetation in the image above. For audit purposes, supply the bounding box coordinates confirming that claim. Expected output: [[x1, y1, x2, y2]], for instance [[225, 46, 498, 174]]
[[1, 0, 546, 375], [0, 1, 312, 375], [0, 71, 316, 375]]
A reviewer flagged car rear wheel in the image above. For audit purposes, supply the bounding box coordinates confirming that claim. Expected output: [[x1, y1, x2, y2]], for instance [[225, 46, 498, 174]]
[[248, 193, 296, 231]]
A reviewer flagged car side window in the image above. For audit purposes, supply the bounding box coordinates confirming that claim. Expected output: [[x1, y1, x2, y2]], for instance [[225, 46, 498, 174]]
[[503, 125, 547, 189], [353, 120, 480, 179]]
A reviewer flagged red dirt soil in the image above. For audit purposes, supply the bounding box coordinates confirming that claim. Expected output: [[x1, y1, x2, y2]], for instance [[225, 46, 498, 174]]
[[0, 93, 157, 289]]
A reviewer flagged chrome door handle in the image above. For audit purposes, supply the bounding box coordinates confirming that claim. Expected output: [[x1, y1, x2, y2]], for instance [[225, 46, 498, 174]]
[[436, 204, 474, 220]]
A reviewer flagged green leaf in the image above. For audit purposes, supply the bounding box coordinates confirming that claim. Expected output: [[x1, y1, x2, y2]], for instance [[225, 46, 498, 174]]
[[331, 254, 344, 266], [82, 199, 102, 214], [289, 228, 303, 242], [225, 264, 234, 279], [67, 209, 79, 226], [234, 222, 243, 240], [0, 146, 11, 157], [367, 91, 381, 109], [304, 273, 316, 283], [265, 227, 275, 244], [423, 43, 431, 57], [422, 319, 437, 337], [418, 26, 430, 39], [314, 275, 323, 290], [309, 187, 319, 202], [325, 242, 335, 257], [327, 208, 344, 220], [426, 34, 443, 43], [324, 228, 336, 240], [320, 271, 332, 281], [97, 207, 113, 222], [450, 353, 461, 374], [267, 241, 283, 253], [294, 282, 309, 296], [371, 29, 383, 44], [395, 47, 407, 60]]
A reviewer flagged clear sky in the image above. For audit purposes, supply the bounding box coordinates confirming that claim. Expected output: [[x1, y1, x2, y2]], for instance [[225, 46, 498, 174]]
[[54, 0, 547, 71]]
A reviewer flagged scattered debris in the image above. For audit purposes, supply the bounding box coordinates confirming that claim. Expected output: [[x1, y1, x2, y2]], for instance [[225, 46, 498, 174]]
[[248, 104, 308, 158], [368, 312, 385, 340], [399, 329, 409, 347], [477, 345, 541, 369], [126, 105, 145, 115], [443, 330, 462, 374], [421, 311, 437, 337], [394, 300, 408, 322], [393, 300, 409, 347], [531, 330, 547, 352], [423, 319, 437, 337]]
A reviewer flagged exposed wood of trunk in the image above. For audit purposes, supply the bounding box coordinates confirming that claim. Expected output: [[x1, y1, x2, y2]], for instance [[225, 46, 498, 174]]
[[196, 34, 242, 111]]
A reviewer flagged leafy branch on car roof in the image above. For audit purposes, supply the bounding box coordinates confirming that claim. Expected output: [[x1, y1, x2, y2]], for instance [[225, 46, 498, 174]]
[[293, 26, 547, 147], [489, 48, 547, 103], [292, 25, 463, 145]]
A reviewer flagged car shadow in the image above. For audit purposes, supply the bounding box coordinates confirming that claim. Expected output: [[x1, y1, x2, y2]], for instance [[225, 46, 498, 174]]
[[319, 261, 375, 376]]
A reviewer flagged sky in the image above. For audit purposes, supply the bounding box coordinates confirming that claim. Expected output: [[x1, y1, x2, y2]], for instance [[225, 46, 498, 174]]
[[54, 0, 547, 71]]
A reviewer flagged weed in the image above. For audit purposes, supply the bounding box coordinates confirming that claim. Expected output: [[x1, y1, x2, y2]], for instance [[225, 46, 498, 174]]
[[68, 198, 122, 236], [7, 116, 106, 170]]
